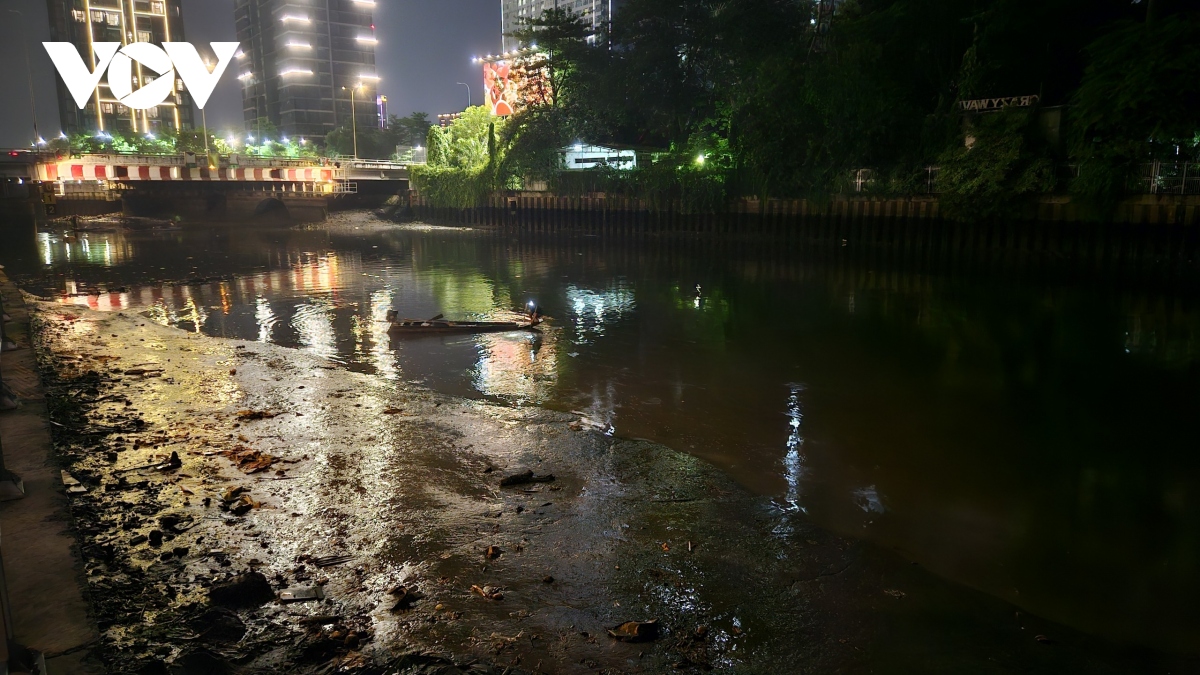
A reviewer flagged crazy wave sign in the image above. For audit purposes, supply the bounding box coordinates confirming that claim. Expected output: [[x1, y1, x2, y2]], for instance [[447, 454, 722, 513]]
[[43, 42, 240, 110]]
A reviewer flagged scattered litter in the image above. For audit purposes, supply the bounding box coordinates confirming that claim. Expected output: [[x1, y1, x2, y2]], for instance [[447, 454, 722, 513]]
[[236, 410, 279, 421], [382, 407, 404, 415], [388, 585, 422, 611], [157, 451, 182, 471], [471, 585, 504, 601], [297, 615, 342, 626], [607, 619, 660, 643], [229, 495, 259, 516], [222, 486, 247, 503], [499, 470, 556, 487], [221, 445, 278, 474], [60, 471, 87, 495], [485, 546, 503, 560], [209, 572, 274, 607], [309, 554, 354, 568], [279, 586, 326, 603]]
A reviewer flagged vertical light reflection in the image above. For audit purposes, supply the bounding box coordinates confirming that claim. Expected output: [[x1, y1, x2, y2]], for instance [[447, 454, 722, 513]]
[[783, 384, 807, 513], [255, 296, 277, 343], [38, 233, 53, 266], [565, 284, 636, 345], [181, 297, 207, 333], [292, 298, 338, 359], [368, 289, 399, 380], [472, 330, 559, 404]]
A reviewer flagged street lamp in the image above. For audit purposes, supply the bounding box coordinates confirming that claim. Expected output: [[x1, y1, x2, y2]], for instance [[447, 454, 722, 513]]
[[202, 60, 213, 161], [342, 83, 364, 159], [456, 82, 472, 110]]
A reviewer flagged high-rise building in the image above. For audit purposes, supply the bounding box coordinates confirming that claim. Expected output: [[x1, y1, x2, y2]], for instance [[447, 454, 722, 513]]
[[233, 0, 380, 143], [500, 0, 618, 52], [45, 0, 196, 135]]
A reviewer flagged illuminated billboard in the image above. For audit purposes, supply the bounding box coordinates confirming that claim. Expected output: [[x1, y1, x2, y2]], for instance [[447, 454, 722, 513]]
[[479, 49, 552, 117]]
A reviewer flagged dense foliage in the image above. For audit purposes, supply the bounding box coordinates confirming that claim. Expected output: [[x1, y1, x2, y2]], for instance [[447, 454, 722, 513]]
[[478, 0, 1200, 219]]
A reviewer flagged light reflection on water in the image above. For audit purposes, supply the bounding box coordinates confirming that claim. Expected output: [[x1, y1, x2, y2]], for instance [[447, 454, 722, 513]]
[[10, 221, 1200, 652]]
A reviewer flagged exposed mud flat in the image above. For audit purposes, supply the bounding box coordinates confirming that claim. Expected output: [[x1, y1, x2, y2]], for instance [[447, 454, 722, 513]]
[[28, 301, 1191, 674]]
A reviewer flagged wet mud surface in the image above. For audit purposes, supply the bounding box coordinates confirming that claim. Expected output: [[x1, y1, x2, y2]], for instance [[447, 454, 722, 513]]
[[29, 301, 1195, 674]]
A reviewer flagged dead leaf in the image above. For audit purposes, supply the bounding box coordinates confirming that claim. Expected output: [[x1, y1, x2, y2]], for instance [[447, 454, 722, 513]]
[[607, 619, 659, 643]]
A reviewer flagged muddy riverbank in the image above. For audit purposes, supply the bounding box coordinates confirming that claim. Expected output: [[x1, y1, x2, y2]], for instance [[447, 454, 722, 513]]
[[27, 300, 1192, 674]]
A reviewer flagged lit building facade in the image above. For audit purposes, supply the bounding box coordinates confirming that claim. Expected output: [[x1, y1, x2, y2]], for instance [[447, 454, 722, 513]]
[[233, 0, 380, 142], [45, 0, 196, 135], [500, 0, 618, 51]]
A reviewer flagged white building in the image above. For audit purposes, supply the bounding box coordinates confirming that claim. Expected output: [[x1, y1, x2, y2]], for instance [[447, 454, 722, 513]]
[[562, 144, 637, 171], [500, 0, 619, 51]]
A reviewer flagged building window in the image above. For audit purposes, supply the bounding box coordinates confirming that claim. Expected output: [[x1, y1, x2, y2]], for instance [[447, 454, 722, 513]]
[[138, 30, 151, 42], [147, 107, 160, 119], [72, 9, 86, 22], [107, 12, 120, 26], [150, 1, 165, 14], [91, 10, 105, 22], [101, 103, 115, 114]]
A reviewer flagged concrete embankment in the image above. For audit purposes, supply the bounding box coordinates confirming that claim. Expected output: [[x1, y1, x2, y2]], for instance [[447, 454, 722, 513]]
[[0, 272, 101, 673], [9, 300, 1194, 674]]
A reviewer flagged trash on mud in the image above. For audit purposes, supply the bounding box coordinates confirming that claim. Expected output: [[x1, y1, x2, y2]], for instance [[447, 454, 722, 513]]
[[222, 445, 278, 474], [485, 545, 503, 560], [308, 554, 354, 568], [607, 619, 660, 643], [297, 615, 342, 626], [236, 409, 279, 421], [209, 572, 274, 607], [382, 407, 404, 415], [60, 470, 87, 495], [279, 586, 326, 603], [157, 451, 182, 471], [499, 469, 556, 487], [123, 368, 163, 377], [471, 584, 504, 601], [228, 494, 259, 516], [389, 585, 422, 611], [191, 608, 246, 644], [222, 486, 247, 503]]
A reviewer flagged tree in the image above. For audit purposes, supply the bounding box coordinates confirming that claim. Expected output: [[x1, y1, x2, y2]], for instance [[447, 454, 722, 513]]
[[390, 112, 432, 147]]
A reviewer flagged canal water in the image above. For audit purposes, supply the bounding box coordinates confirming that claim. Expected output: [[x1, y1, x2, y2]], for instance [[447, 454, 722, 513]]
[[4, 214, 1198, 654]]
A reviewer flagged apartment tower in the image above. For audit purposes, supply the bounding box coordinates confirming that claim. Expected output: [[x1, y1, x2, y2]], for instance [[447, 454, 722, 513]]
[[500, 0, 618, 51], [233, 0, 380, 142], [45, 0, 196, 135]]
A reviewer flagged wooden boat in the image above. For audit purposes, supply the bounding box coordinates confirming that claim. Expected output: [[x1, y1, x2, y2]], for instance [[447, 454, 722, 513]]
[[386, 312, 543, 335]]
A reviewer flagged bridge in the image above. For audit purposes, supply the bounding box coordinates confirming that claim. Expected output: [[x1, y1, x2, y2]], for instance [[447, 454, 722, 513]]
[[0, 150, 411, 221]]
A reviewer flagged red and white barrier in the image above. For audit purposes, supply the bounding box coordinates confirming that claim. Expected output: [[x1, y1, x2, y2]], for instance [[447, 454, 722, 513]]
[[38, 163, 335, 183]]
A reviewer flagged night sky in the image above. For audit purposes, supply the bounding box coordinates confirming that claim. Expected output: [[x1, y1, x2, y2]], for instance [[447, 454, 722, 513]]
[[0, 0, 503, 147]]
